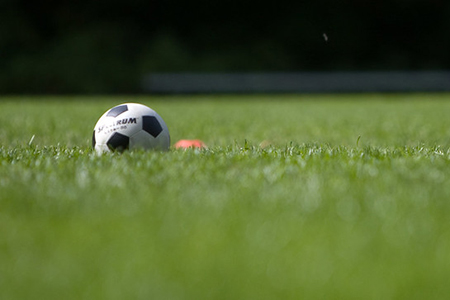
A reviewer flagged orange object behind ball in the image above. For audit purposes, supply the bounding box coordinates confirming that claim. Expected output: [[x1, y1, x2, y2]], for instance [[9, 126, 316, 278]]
[[174, 139, 207, 149]]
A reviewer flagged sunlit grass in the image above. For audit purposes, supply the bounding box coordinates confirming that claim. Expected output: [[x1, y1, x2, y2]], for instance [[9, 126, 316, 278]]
[[2, 94, 450, 299]]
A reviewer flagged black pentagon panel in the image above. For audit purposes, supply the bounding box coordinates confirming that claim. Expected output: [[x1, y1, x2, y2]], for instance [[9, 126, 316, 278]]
[[106, 105, 128, 117], [92, 130, 96, 148], [142, 116, 163, 138], [107, 132, 129, 152]]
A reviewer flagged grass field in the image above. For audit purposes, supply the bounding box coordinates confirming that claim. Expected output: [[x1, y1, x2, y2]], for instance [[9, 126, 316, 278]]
[[2, 94, 450, 299]]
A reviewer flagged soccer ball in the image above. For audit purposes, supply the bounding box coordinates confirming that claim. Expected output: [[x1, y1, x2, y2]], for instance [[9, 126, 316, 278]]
[[92, 103, 170, 153]]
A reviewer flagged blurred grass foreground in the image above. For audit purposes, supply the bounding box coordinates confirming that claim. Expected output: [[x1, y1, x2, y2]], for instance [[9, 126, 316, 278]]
[[2, 94, 450, 299]]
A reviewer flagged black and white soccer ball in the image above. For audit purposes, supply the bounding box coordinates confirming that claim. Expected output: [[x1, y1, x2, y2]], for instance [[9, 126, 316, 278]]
[[92, 103, 170, 153]]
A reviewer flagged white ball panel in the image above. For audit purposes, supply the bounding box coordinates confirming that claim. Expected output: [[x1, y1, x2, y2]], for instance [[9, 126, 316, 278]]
[[94, 143, 110, 154], [93, 103, 170, 153], [94, 112, 142, 142]]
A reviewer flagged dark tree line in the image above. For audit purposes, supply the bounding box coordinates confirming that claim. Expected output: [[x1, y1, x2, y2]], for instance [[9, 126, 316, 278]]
[[2, 0, 449, 93]]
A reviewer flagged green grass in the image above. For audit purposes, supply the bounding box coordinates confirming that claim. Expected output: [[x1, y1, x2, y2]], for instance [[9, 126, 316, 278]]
[[2, 94, 450, 299]]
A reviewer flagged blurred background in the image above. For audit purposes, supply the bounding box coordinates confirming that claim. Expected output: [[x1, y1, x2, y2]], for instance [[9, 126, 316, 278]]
[[2, 0, 450, 94]]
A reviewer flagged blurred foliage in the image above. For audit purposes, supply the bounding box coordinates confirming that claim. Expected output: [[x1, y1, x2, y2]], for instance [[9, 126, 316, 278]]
[[2, 0, 450, 93]]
